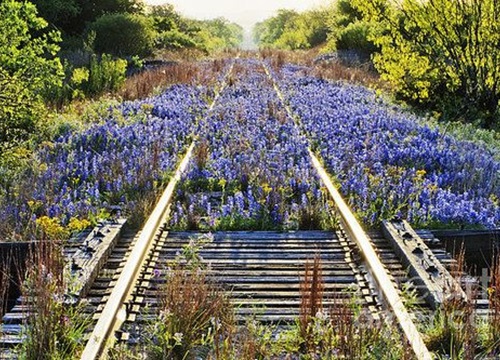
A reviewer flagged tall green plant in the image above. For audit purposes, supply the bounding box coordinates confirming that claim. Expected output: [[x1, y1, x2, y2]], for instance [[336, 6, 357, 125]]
[[0, 0, 63, 153], [254, 8, 329, 50], [89, 13, 155, 58], [354, 0, 500, 129], [86, 54, 127, 96], [325, 0, 377, 54]]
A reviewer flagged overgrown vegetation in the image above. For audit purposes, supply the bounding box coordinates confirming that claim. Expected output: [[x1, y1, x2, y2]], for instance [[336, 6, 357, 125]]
[[354, 0, 500, 129], [17, 240, 90, 359], [324, 0, 377, 56], [111, 235, 412, 360], [256, 0, 500, 130], [0, 0, 63, 154], [253, 9, 330, 50]]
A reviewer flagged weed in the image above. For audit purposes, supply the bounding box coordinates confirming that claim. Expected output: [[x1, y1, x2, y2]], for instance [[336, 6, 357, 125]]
[[423, 249, 478, 359], [0, 250, 14, 319], [482, 253, 500, 355], [17, 240, 90, 360], [299, 254, 324, 352], [144, 234, 235, 360]]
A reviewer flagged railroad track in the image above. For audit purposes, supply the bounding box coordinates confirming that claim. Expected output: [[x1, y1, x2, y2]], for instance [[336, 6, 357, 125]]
[[78, 59, 439, 359], [0, 58, 476, 360]]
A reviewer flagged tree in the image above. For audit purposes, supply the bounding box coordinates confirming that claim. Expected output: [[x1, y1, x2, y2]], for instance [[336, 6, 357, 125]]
[[89, 13, 155, 58], [28, 0, 80, 30], [149, 4, 182, 33], [355, 0, 500, 128], [199, 18, 243, 49], [0, 0, 63, 153], [29, 0, 144, 36], [253, 8, 328, 50], [326, 0, 377, 54], [253, 10, 299, 47]]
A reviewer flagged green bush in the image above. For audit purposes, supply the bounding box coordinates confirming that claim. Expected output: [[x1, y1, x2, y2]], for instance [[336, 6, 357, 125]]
[[325, 0, 376, 54], [0, 70, 45, 153], [253, 8, 328, 50], [89, 13, 155, 58], [155, 29, 198, 50], [0, 0, 63, 153], [355, 0, 500, 129], [86, 54, 127, 96]]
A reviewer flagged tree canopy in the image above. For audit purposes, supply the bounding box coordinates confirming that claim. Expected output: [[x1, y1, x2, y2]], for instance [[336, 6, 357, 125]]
[[0, 0, 63, 153], [355, 0, 500, 128], [253, 9, 329, 50]]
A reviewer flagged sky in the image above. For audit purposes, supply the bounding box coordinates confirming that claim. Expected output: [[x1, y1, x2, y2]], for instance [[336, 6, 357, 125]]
[[145, 0, 328, 29]]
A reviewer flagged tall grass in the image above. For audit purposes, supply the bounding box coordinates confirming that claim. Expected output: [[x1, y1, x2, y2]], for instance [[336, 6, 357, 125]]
[[145, 235, 235, 360], [17, 240, 89, 359], [120, 59, 229, 101], [0, 251, 13, 319], [485, 253, 500, 355], [423, 249, 478, 359], [299, 254, 324, 352]]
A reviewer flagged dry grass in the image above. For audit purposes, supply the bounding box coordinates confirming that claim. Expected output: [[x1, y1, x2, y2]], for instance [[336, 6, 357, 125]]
[[299, 254, 324, 351], [0, 252, 12, 319], [147, 238, 235, 360], [120, 63, 199, 101], [159, 269, 234, 359], [313, 62, 386, 89], [424, 248, 478, 359], [20, 240, 64, 358], [258, 48, 388, 90], [120, 57, 232, 101], [486, 253, 500, 355]]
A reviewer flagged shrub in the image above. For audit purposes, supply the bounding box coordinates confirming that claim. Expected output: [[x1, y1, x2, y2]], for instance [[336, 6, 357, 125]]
[[155, 29, 198, 50], [325, 0, 377, 55], [86, 54, 127, 96], [0, 0, 63, 153], [355, 0, 500, 129], [0, 70, 45, 153], [89, 13, 155, 58]]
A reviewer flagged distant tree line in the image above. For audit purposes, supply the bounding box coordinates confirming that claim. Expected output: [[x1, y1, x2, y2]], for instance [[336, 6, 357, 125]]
[[255, 0, 500, 129]]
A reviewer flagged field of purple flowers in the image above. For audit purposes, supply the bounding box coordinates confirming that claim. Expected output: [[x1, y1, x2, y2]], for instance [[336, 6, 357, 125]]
[[169, 60, 334, 230], [275, 64, 500, 229], [0, 83, 210, 240], [0, 56, 498, 241]]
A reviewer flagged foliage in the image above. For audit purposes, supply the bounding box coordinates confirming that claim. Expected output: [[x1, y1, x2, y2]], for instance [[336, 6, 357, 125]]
[[149, 5, 242, 53], [155, 28, 198, 50], [196, 18, 244, 51], [49, 54, 127, 106], [0, 0, 63, 153], [28, 0, 80, 30], [148, 4, 182, 33], [86, 54, 127, 96], [325, 0, 377, 54], [89, 13, 155, 58], [254, 10, 299, 47], [354, 0, 500, 129], [30, 0, 144, 36], [254, 9, 329, 50], [0, 70, 45, 153]]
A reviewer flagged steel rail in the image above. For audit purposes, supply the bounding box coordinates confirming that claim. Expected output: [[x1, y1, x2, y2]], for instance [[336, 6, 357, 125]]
[[80, 142, 195, 360], [81, 59, 237, 360], [263, 63, 433, 360], [309, 152, 433, 360]]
